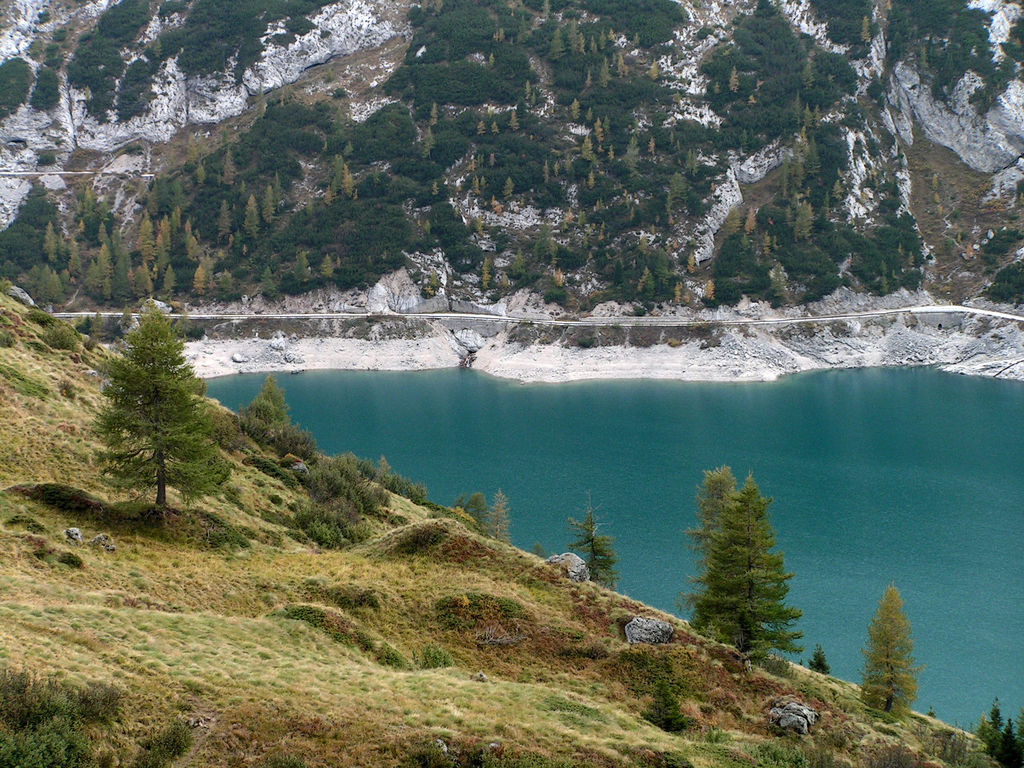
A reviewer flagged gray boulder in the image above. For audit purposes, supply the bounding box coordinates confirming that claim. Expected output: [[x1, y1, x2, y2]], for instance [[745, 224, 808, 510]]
[[231, 352, 249, 363], [90, 533, 115, 552], [8, 285, 35, 306], [624, 617, 674, 645], [546, 552, 590, 582], [63, 527, 82, 545], [767, 698, 819, 735]]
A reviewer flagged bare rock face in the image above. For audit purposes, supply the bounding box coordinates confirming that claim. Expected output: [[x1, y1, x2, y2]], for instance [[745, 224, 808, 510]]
[[624, 617, 674, 645], [767, 698, 819, 735], [888, 62, 1024, 172], [732, 141, 793, 185], [545, 553, 589, 582], [367, 268, 429, 313], [454, 328, 485, 353], [7, 284, 34, 306], [0, 0, 408, 226], [692, 167, 743, 265]]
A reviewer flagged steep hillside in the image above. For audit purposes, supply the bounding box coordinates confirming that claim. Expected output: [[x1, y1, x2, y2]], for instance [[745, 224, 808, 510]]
[[4, 0, 1024, 316], [0, 292, 987, 766]]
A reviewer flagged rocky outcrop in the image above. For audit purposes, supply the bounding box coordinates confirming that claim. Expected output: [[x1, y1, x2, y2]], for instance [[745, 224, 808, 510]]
[[0, 0, 408, 226], [545, 553, 590, 582], [454, 328, 485, 353], [63, 527, 82, 545], [367, 268, 445, 314], [692, 167, 743, 265], [732, 141, 793, 185], [888, 62, 1024, 172], [624, 617, 674, 645], [90, 533, 116, 552], [767, 698, 818, 734], [7, 284, 34, 306], [76, 0, 402, 153]]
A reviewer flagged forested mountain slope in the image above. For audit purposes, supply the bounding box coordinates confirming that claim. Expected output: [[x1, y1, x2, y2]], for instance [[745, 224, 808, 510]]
[[4, 0, 1024, 313]]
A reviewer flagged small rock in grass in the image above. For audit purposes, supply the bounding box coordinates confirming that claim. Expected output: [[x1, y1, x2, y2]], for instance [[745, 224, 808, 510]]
[[624, 616, 674, 645]]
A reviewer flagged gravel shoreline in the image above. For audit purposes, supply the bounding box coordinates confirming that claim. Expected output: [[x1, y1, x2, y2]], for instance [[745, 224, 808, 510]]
[[185, 309, 1024, 384]]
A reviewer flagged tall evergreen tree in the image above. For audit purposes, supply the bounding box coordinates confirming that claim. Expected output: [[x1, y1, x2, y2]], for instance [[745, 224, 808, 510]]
[[96, 305, 227, 511], [568, 502, 618, 589], [490, 489, 510, 543], [860, 584, 920, 715], [809, 644, 830, 674], [687, 473, 802, 659], [686, 466, 736, 569]]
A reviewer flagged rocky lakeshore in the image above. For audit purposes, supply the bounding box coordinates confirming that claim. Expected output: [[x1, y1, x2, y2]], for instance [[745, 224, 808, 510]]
[[184, 287, 1024, 384]]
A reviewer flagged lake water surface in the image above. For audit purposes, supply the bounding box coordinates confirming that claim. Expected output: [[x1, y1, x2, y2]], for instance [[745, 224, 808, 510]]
[[207, 366, 1024, 727]]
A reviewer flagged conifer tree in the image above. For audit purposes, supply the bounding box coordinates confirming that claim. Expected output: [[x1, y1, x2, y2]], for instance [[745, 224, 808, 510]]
[[490, 489, 510, 543], [457, 492, 489, 532], [686, 467, 736, 569], [687, 473, 802, 659], [96, 305, 227, 511], [861, 584, 920, 715], [809, 644, 830, 674], [568, 503, 618, 588], [162, 264, 176, 296], [244, 194, 260, 239], [549, 28, 564, 60], [43, 221, 59, 264], [216, 200, 232, 243]]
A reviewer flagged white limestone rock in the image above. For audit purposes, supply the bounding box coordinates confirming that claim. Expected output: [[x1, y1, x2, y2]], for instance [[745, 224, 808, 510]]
[[7, 284, 34, 306], [733, 141, 792, 185], [454, 328, 485, 353], [545, 553, 590, 582], [888, 62, 1024, 172], [367, 268, 428, 313], [693, 168, 743, 265]]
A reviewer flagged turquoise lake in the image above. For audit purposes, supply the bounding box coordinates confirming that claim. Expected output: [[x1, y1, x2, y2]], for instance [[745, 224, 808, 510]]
[[206, 366, 1024, 727]]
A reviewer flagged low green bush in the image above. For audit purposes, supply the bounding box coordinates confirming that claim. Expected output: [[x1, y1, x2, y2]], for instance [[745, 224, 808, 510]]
[[392, 522, 448, 554], [756, 654, 795, 679], [748, 741, 807, 768], [435, 592, 526, 630], [130, 719, 192, 768], [376, 642, 410, 669], [643, 680, 690, 732], [243, 455, 299, 488], [190, 511, 250, 550], [26, 307, 56, 327], [321, 584, 380, 611], [0, 363, 49, 398], [0, 669, 120, 768], [414, 643, 454, 669], [57, 551, 84, 568], [6, 513, 45, 533], [14, 483, 110, 518]]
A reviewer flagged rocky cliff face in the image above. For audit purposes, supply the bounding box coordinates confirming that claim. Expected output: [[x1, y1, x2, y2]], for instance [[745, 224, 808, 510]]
[[0, 0, 407, 226], [888, 62, 1024, 173]]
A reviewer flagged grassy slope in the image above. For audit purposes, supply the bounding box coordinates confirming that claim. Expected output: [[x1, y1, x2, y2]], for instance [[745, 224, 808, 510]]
[[0, 294, 980, 767]]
